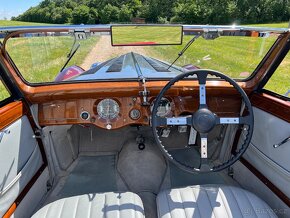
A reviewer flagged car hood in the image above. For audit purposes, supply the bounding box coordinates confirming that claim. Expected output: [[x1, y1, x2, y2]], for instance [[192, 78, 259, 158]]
[[74, 52, 185, 81]]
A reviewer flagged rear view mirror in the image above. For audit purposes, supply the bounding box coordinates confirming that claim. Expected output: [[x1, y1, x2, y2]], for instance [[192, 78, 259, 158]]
[[111, 25, 183, 46]]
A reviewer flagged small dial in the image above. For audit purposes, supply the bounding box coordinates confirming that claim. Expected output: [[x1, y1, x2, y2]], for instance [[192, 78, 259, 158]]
[[80, 111, 90, 120], [97, 99, 120, 120], [151, 97, 172, 117], [130, 109, 141, 120]]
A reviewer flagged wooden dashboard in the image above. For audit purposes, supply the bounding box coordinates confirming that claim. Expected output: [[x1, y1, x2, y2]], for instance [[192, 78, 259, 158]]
[[39, 94, 242, 129]]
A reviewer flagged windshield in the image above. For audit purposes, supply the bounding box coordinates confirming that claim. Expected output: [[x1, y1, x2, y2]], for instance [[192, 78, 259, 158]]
[[4, 28, 279, 84]]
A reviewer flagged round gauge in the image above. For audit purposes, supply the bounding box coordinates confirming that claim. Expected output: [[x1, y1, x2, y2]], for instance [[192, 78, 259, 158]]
[[130, 109, 141, 120], [80, 111, 90, 120], [97, 99, 120, 120], [150, 97, 172, 117]]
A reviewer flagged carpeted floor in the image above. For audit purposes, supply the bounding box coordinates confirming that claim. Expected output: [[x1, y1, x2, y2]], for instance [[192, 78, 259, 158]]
[[169, 148, 225, 188], [59, 155, 117, 198]]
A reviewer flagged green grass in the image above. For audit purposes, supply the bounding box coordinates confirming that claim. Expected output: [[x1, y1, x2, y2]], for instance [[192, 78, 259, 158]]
[[0, 81, 11, 100], [146, 36, 276, 78], [0, 20, 54, 100], [6, 36, 99, 83], [143, 22, 289, 96], [245, 22, 289, 28], [0, 20, 54, 27], [112, 26, 182, 45], [264, 52, 290, 95]]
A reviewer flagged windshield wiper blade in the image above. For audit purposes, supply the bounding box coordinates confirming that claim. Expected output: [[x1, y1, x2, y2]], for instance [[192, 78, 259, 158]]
[[60, 42, 80, 73], [167, 34, 201, 70]]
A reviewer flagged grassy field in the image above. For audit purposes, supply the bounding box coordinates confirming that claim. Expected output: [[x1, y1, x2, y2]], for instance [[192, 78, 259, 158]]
[[112, 26, 182, 45], [0, 20, 54, 26], [145, 21, 289, 96], [264, 52, 289, 95], [0, 20, 289, 99], [1, 20, 54, 99], [0, 20, 99, 99], [146, 36, 276, 77], [6, 36, 99, 83], [246, 22, 289, 28]]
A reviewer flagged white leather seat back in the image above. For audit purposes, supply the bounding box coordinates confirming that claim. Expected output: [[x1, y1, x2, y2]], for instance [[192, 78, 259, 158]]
[[32, 192, 144, 218], [157, 185, 277, 218]]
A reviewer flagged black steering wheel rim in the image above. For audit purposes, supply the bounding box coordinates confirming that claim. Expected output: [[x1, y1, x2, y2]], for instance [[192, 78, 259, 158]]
[[151, 69, 254, 173]]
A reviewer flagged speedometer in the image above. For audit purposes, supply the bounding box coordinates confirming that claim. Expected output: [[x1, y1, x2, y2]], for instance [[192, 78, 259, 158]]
[[97, 99, 120, 120], [151, 97, 172, 117]]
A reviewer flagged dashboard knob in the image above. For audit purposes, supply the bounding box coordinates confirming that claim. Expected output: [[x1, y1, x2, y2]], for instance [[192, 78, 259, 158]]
[[80, 111, 90, 120], [106, 124, 112, 130]]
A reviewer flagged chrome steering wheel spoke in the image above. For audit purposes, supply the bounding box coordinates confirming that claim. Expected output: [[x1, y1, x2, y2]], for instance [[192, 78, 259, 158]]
[[196, 71, 208, 109], [155, 116, 192, 126], [194, 134, 212, 172], [216, 115, 251, 125]]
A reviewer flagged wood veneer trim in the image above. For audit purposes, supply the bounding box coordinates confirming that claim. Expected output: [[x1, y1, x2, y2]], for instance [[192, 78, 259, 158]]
[[0, 101, 25, 130], [2, 203, 16, 218], [251, 93, 290, 122]]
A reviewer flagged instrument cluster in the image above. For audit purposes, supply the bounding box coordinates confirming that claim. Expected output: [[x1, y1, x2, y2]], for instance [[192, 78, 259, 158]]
[[38, 94, 240, 129], [39, 95, 181, 130], [92, 97, 174, 124]]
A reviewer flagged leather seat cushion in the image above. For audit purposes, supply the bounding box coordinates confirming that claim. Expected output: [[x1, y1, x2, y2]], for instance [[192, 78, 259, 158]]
[[157, 185, 277, 218], [32, 192, 144, 218]]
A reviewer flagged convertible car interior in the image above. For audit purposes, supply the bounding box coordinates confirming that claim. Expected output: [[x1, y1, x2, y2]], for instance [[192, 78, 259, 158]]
[[0, 24, 289, 218]]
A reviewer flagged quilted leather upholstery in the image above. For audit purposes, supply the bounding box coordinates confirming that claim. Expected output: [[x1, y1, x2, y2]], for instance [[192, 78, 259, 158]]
[[32, 192, 144, 218], [157, 185, 277, 218]]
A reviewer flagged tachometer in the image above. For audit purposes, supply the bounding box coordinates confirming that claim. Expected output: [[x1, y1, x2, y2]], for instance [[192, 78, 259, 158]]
[[150, 97, 172, 117], [97, 99, 120, 120]]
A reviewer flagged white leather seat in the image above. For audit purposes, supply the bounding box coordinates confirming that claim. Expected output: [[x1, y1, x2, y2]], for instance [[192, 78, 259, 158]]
[[32, 192, 144, 218], [157, 185, 277, 218]]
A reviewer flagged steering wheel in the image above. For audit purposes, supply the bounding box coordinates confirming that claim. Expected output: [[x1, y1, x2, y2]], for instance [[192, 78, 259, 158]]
[[151, 69, 254, 173]]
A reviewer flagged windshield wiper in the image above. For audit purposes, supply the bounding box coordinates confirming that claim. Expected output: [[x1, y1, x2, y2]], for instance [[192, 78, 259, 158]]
[[167, 34, 201, 70], [59, 39, 80, 72]]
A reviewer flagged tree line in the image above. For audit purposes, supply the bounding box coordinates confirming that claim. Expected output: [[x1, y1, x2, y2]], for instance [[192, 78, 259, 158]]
[[12, 0, 290, 25]]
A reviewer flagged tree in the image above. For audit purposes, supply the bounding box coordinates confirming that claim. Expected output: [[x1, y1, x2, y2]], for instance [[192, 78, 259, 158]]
[[99, 4, 119, 24], [72, 5, 90, 24], [12, 0, 290, 25], [51, 7, 72, 23], [119, 5, 132, 22]]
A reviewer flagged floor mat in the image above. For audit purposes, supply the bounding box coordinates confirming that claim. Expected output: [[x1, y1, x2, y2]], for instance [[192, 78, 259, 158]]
[[59, 155, 117, 198], [169, 148, 225, 188]]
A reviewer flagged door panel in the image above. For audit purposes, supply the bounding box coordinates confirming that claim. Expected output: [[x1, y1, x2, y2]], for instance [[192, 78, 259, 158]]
[[234, 92, 290, 216], [248, 107, 290, 171], [0, 102, 44, 217], [246, 92, 290, 199], [243, 107, 290, 197]]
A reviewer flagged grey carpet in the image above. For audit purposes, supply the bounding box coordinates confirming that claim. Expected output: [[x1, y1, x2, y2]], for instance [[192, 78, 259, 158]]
[[117, 140, 167, 194], [138, 192, 157, 218], [59, 155, 117, 198], [169, 148, 225, 188]]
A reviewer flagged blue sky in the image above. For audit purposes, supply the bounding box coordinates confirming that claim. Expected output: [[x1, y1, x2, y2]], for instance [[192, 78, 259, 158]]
[[0, 0, 41, 19]]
